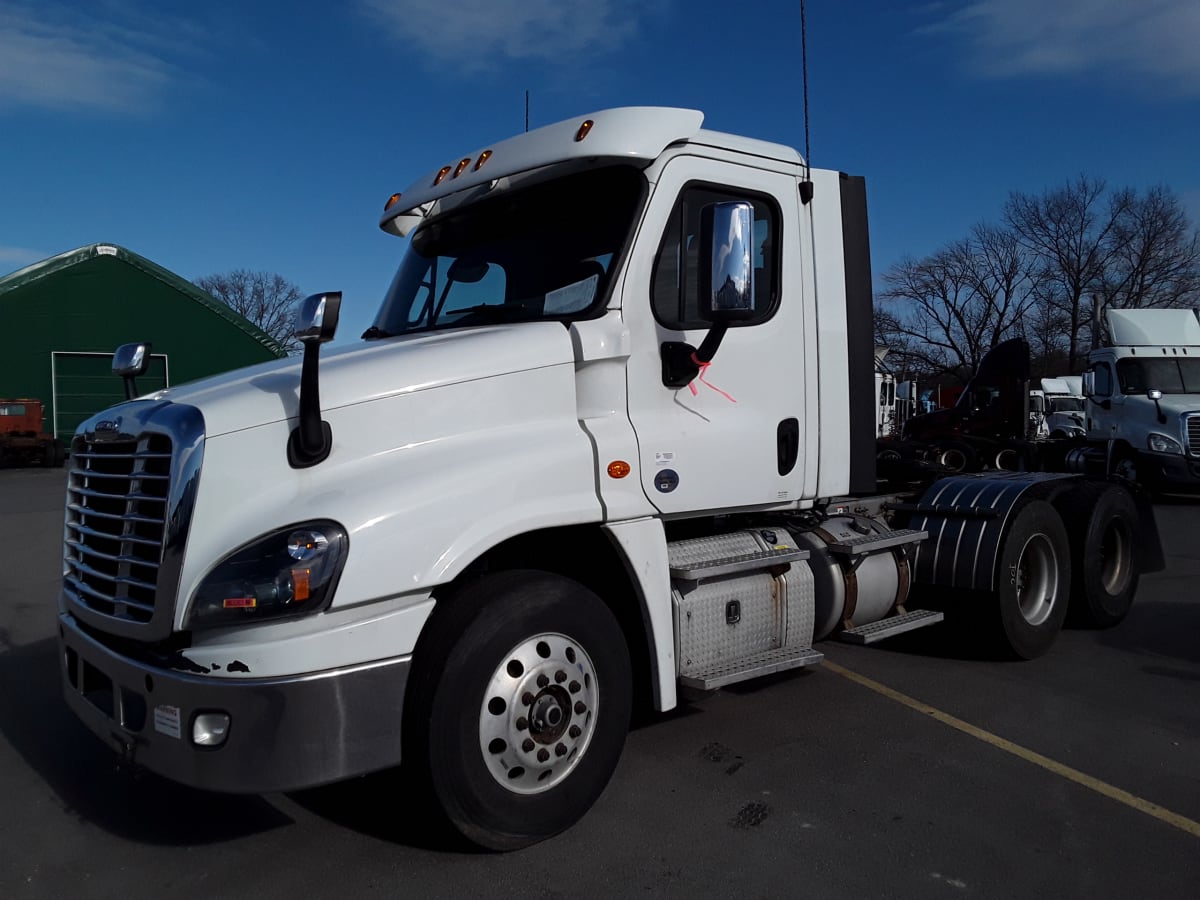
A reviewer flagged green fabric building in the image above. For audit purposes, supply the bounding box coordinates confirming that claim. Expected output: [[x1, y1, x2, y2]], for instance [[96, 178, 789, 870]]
[[0, 244, 287, 439]]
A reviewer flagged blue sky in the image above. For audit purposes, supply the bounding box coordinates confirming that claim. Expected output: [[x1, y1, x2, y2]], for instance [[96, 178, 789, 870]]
[[2, 0, 1198, 344]]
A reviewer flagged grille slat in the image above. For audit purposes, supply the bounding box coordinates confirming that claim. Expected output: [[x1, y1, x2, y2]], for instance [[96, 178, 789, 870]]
[[72, 484, 169, 504], [66, 539, 162, 573], [64, 576, 156, 614], [1187, 414, 1200, 457], [67, 522, 163, 550], [66, 502, 165, 526], [64, 430, 173, 629]]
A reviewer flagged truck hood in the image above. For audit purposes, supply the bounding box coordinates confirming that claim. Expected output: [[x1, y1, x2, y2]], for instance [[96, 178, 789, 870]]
[[147, 323, 577, 438]]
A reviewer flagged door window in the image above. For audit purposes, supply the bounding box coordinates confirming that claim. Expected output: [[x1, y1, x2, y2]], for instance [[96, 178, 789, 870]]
[[650, 184, 780, 330]]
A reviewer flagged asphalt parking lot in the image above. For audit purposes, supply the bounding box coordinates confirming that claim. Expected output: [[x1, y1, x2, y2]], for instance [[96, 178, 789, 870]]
[[1, 466, 1197, 899]]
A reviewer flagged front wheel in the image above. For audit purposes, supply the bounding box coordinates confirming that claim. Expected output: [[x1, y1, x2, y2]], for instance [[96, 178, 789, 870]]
[[993, 500, 1071, 659], [405, 570, 632, 850]]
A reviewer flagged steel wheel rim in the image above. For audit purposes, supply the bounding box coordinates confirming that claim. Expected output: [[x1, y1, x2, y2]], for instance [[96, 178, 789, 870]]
[[1099, 518, 1132, 596], [940, 448, 968, 471], [479, 632, 598, 795], [1015, 533, 1058, 626]]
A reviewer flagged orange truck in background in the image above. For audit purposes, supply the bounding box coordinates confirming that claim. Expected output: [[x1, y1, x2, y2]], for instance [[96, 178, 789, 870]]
[[0, 399, 65, 467]]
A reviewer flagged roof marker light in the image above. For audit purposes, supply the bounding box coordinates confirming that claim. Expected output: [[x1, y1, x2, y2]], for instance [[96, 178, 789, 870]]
[[575, 119, 595, 142], [384, 192, 403, 211], [473, 150, 493, 171], [452, 157, 471, 178], [433, 166, 452, 186]]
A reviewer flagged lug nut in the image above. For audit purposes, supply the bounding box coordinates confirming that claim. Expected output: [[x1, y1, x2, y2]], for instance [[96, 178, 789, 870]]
[[537, 674, 549, 688], [569, 681, 580, 694], [516, 716, 529, 731], [569, 725, 581, 739], [555, 670, 567, 683], [555, 743, 567, 757], [522, 738, 535, 753], [521, 692, 535, 706], [537, 748, 550, 763], [574, 701, 586, 714]]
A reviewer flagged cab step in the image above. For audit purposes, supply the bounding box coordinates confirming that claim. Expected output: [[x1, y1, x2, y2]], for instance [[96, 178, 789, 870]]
[[668, 531, 809, 582], [838, 609, 945, 645], [825, 528, 928, 558], [679, 646, 824, 690]]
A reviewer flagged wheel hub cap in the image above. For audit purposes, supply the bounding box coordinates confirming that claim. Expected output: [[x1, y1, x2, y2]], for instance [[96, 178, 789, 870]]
[[479, 633, 598, 794]]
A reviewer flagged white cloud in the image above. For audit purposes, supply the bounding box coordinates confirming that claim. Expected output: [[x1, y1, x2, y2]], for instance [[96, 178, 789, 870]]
[[920, 0, 1200, 92], [359, 0, 651, 66], [0, 3, 181, 113]]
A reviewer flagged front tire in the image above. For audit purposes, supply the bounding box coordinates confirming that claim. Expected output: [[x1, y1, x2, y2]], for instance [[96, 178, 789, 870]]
[[405, 570, 631, 850], [993, 501, 1071, 659]]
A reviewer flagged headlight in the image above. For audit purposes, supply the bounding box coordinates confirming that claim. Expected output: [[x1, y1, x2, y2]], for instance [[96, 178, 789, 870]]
[[186, 521, 348, 629], [1147, 432, 1183, 454]]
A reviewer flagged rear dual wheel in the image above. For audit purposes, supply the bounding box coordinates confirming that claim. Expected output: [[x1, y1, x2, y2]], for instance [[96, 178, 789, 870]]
[[1062, 483, 1139, 628], [405, 570, 631, 850], [993, 500, 1071, 659]]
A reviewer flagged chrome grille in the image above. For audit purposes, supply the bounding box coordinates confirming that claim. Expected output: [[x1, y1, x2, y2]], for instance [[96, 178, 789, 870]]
[[1187, 413, 1200, 457], [64, 432, 173, 626]]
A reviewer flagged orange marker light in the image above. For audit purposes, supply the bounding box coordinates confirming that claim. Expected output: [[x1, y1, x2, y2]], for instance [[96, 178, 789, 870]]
[[607, 460, 631, 479], [575, 119, 595, 142], [223, 597, 257, 609], [473, 150, 493, 171], [433, 166, 452, 186], [384, 192, 403, 211], [292, 569, 311, 602], [452, 157, 471, 178]]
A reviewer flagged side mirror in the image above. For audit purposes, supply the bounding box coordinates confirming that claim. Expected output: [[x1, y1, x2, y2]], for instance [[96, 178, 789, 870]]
[[698, 201, 755, 323], [1081, 371, 1094, 397], [295, 292, 341, 344], [112, 342, 152, 400], [1147, 388, 1166, 423], [289, 292, 342, 468]]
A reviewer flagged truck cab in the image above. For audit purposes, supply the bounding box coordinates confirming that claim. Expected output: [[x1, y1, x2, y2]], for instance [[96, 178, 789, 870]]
[[1083, 307, 1200, 489]]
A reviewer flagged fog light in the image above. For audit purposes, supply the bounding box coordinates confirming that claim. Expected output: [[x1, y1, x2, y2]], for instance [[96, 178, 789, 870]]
[[193, 712, 231, 747]]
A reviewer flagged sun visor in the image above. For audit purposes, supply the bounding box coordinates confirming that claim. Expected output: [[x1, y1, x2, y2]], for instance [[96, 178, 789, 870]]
[[379, 107, 704, 233], [1106, 308, 1200, 346]]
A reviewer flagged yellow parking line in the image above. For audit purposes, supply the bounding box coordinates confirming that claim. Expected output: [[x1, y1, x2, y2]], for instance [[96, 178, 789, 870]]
[[823, 660, 1200, 839]]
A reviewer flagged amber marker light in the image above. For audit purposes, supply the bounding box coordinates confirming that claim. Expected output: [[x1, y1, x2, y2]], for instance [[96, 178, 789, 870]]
[[384, 192, 403, 211], [473, 149, 493, 171], [452, 157, 472, 178], [575, 119, 595, 142], [607, 460, 631, 479], [432, 165, 452, 186]]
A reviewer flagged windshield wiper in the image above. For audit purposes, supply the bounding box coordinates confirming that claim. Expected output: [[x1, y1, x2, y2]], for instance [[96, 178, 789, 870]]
[[361, 325, 393, 340]]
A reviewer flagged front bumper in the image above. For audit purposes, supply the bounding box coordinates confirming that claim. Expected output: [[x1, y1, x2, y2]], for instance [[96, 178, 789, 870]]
[[59, 612, 410, 793]]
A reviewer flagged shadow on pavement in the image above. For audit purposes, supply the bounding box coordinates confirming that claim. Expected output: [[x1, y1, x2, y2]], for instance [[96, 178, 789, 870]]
[[1099, 599, 1200, 666], [0, 637, 292, 844]]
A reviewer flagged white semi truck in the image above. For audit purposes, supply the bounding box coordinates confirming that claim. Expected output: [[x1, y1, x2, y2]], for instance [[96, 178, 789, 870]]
[[58, 108, 1163, 850], [1082, 307, 1200, 490]]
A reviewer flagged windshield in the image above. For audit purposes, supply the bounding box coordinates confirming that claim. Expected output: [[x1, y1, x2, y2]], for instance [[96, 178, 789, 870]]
[[1048, 397, 1084, 412], [369, 165, 644, 337], [1116, 357, 1200, 394]]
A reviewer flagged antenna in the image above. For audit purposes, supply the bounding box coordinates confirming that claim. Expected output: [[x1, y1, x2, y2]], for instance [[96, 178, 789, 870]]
[[799, 0, 814, 204], [525, 90, 530, 132]]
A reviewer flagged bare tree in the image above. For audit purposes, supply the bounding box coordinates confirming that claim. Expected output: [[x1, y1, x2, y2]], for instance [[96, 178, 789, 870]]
[[195, 270, 304, 353], [1004, 177, 1200, 370], [877, 224, 1044, 382], [1100, 185, 1200, 311]]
